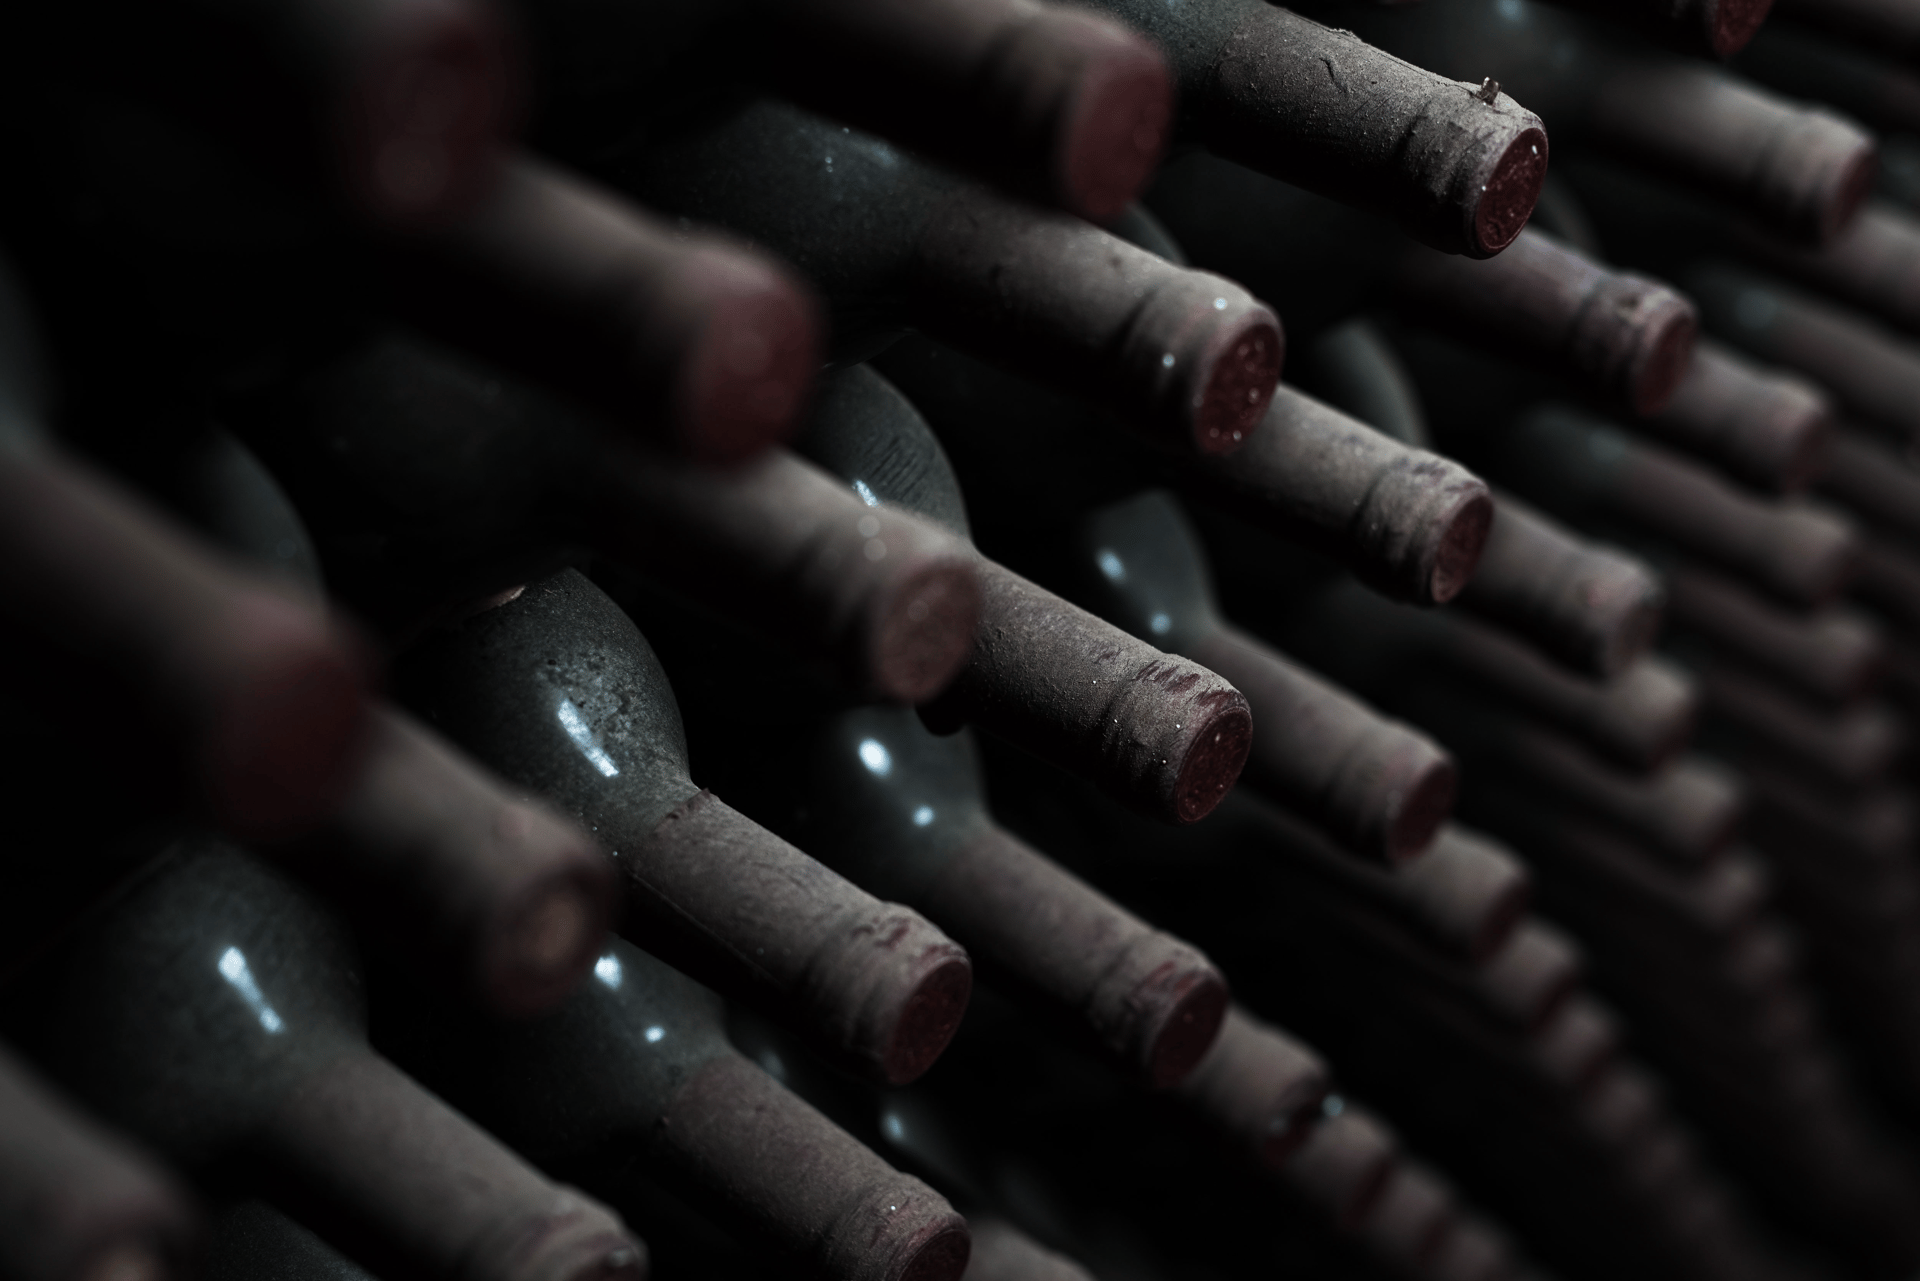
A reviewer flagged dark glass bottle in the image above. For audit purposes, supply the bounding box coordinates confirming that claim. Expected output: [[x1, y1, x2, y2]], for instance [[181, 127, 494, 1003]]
[[1177, 1006, 1330, 1168], [1683, 259, 1920, 444], [1303, 0, 1876, 244], [1764, 0, 1920, 72], [878, 328, 1493, 611], [5, 839, 650, 1281], [3, 0, 514, 228], [0, 254, 371, 844], [1080, 0, 1549, 256], [118, 424, 620, 1022], [1646, 341, 1836, 496], [1736, 19, 1920, 146], [397, 568, 973, 1085], [1067, 489, 1459, 865], [767, 702, 1231, 1086], [1429, 401, 1860, 609], [1255, 324, 1671, 681], [374, 936, 972, 1281], [0, 1044, 197, 1281], [1390, 680, 1745, 867], [1537, 0, 1769, 56], [607, 99, 1282, 457], [242, 330, 982, 704], [1277, 577, 1698, 771], [1666, 563, 1886, 707], [509, 0, 1174, 223], [1145, 155, 1699, 416], [794, 363, 1255, 825], [388, 153, 824, 465], [1455, 494, 1668, 681], [1565, 152, 1920, 356]]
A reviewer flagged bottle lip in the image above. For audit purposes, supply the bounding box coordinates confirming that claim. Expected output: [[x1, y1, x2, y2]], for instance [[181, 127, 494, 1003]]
[[1142, 967, 1231, 1089], [337, 0, 517, 228], [1623, 293, 1700, 417], [1384, 758, 1460, 869], [1470, 126, 1550, 260], [868, 553, 984, 707], [1187, 310, 1285, 458], [671, 252, 823, 465], [877, 950, 974, 1086], [1172, 696, 1255, 823], [1427, 487, 1497, 608], [1052, 20, 1173, 223], [200, 596, 375, 842]]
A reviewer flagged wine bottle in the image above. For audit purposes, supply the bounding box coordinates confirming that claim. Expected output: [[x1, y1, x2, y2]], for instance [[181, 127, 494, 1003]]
[[1436, 403, 1861, 608], [0, 242, 370, 845], [373, 936, 973, 1281], [1574, 1066, 1661, 1152], [7, 839, 651, 1281], [610, 99, 1282, 457], [1398, 827, 1536, 962], [1391, 685, 1743, 868], [1548, 0, 1772, 55], [0, 1044, 196, 1281], [1817, 425, 1920, 549], [1070, 490, 1457, 864], [388, 153, 822, 464], [793, 364, 1255, 825], [1464, 783, 1769, 946], [1695, 663, 1905, 788], [1685, 260, 1920, 443], [1722, 202, 1920, 341], [1565, 151, 1920, 350], [1666, 563, 1887, 706], [1426, 1215, 1518, 1281], [1767, 0, 1920, 67], [1146, 155, 1699, 415], [279, 707, 618, 1018], [515, 0, 1173, 222], [1455, 495, 1667, 679], [1303, 0, 1876, 243], [1291, 319, 1434, 450], [1080, 0, 1549, 256], [1647, 341, 1836, 495], [1277, 579, 1698, 771], [1857, 535, 1920, 634], [5, 0, 514, 228], [1476, 922, 1584, 1031], [1177, 1007, 1331, 1168], [396, 568, 973, 1085], [878, 328, 1493, 609], [761, 704, 1229, 1087], [114, 424, 620, 1021], [0, 432, 372, 844], [1242, 794, 1534, 964], [1356, 1161, 1454, 1277], [1736, 19, 1920, 139], [1277, 1104, 1398, 1229], [1175, 391, 1494, 607], [1528, 997, 1622, 1092], [1182, 794, 1537, 1034], [243, 331, 982, 703]]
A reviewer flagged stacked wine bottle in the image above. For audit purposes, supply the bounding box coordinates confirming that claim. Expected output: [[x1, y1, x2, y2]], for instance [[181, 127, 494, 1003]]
[[6, 0, 1920, 1279]]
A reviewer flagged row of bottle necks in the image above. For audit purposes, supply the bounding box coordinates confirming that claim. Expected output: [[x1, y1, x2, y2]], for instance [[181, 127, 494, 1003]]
[[7, 1, 1920, 1281]]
